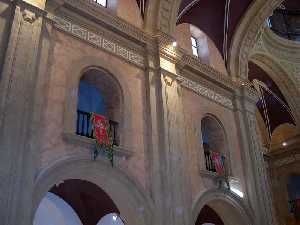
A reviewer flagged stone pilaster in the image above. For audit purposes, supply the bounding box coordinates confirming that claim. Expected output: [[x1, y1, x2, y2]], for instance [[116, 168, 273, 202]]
[[0, 1, 46, 225], [160, 70, 192, 225], [234, 87, 276, 225]]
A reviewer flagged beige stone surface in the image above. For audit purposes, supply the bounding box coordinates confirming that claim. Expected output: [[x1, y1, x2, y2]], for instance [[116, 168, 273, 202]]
[[0, 1, 297, 225], [40, 30, 147, 189]]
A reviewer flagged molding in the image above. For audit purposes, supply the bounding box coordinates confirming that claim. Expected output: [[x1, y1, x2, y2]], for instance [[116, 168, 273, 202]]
[[159, 45, 242, 92], [62, 0, 151, 43], [272, 153, 300, 168], [63, 132, 133, 159], [160, 68, 234, 109], [51, 15, 145, 68], [176, 75, 234, 110]]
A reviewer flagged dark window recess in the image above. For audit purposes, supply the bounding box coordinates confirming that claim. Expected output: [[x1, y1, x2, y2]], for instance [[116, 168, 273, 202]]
[[76, 110, 119, 146], [204, 150, 226, 173], [269, 9, 300, 42]]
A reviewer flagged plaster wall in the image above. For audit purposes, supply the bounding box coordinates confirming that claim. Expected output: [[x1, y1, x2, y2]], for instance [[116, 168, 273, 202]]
[[39, 30, 148, 189], [181, 87, 245, 200]]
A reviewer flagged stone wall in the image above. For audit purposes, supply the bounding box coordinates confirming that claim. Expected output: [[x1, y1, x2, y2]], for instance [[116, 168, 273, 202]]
[[39, 29, 148, 189], [0, 1, 12, 75]]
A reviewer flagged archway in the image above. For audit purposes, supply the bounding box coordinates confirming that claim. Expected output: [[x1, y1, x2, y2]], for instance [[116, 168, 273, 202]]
[[248, 58, 299, 151], [32, 157, 154, 225], [195, 205, 224, 225], [192, 190, 253, 225], [33, 179, 121, 225]]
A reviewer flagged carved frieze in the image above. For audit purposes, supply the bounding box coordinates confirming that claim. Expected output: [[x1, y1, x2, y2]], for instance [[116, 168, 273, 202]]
[[272, 153, 300, 168], [176, 75, 234, 109], [52, 16, 145, 68]]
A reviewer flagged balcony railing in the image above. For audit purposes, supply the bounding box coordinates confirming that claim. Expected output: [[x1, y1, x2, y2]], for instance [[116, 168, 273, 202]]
[[204, 150, 226, 174], [76, 110, 119, 146]]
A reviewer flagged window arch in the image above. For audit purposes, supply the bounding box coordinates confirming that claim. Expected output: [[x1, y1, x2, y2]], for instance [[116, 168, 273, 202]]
[[201, 115, 228, 174], [76, 68, 122, 146]]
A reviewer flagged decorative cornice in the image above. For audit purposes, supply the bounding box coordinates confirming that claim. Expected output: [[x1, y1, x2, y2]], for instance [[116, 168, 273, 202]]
[[272, 153, 300, 168], [158, 44, 241, 93], [160, 67, 234, 109], [179, 54, 239, 91], [62, 0, 152, 44], [176, 75, 234, 110], [52, 16, 145, 68]]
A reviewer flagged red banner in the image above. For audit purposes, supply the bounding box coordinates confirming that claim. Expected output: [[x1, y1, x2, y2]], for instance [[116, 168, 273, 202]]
[[211, 152, 225, 175], [92, 113, 110, 146]]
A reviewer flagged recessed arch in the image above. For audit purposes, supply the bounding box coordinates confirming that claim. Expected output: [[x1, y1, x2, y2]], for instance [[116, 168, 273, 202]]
[[229, 0, 284, 79], [32, 156, 154, 225], [192, 189, 253, 225], [249, 53, 300, 132], [200, 114, 231, 174], [63, 56, 133, 145]]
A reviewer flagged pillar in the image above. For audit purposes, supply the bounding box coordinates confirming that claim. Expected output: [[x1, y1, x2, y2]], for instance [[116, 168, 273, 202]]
[[0, 1, 49, 224], [234, 87, 276, 225]]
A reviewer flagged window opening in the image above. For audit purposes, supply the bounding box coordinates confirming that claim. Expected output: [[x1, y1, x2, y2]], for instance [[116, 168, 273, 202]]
[[93, 0, 107, 7], [191, 36, 199, 57]]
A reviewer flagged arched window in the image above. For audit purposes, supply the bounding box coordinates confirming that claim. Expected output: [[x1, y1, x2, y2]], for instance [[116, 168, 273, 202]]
[[201, 115, 228, 174], [76, 68, 122, 146], [190, 25, 210, 64], [93, 0, 107, 7]]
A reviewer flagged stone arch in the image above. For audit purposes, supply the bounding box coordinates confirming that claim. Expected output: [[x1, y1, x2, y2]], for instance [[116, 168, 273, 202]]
[[229, 0, 284, 79], [249, 53, 300, 131], [64, 56, 133, 144], [144, 0, 182, 34], [32, 156, 154, 225], [192, 189, 253, 225], [201, 114, 228, 153]]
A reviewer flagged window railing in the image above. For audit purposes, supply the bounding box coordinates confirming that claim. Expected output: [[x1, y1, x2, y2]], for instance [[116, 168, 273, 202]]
[[76, 110, 119, 146], [204, 150, 226, 174]]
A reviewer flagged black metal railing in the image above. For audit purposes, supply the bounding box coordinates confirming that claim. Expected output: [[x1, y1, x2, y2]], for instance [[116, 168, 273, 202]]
[[269, 9, 300, 42], [76, 110, 119, 146], [204, 150, 226, 174]]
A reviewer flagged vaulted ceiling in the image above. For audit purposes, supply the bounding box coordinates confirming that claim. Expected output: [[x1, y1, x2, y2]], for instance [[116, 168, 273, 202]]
[[136, 0, 300, 54], [176, 0, 300, 55], [248, 62, 295, 133]]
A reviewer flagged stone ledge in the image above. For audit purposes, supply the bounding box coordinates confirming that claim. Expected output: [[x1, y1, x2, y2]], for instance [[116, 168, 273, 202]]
[[199, 169, 225, 179], [63, 132, 134, 159]]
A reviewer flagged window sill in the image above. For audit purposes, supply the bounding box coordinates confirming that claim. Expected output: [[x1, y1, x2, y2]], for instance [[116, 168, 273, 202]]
[[199, 169, 227, 178], [63, 132, 133, 159]]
